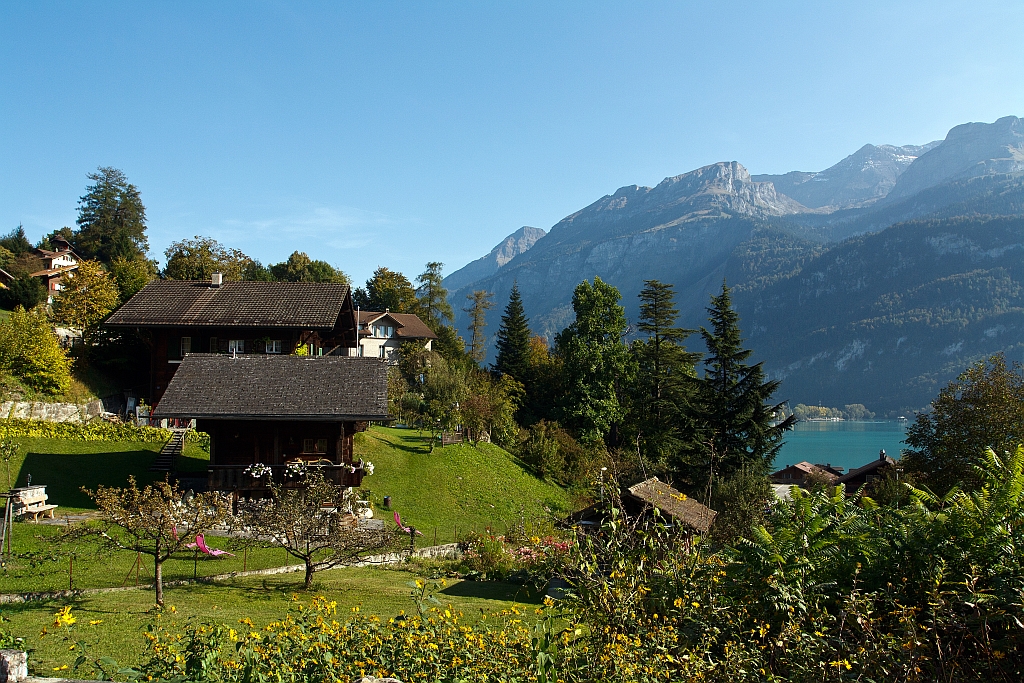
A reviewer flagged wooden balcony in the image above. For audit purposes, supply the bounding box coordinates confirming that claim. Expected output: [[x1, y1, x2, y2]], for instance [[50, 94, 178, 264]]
[[207, 463, 365, 492]]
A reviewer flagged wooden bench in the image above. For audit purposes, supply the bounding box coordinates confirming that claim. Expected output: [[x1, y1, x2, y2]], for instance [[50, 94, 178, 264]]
[[9, 485, 58, 521]]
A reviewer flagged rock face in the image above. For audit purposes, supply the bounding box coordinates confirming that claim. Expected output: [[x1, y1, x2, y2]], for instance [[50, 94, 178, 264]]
[[754, 142, 940, 209], [449, 162, 800, 349], [443, 226, 546, 292], [886, 116, 1024, 200]]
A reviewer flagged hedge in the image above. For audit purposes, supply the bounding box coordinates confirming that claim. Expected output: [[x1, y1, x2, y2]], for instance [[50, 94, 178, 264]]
[[0, 419, 173, 443]]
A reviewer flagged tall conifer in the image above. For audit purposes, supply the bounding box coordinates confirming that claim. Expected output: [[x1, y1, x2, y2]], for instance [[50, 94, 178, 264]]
[[682, 282, 795, 489], [493, 282, 532, 380]]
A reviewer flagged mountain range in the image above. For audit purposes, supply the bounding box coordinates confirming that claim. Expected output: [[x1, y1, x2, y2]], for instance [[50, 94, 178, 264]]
[[444, 116, 1024, 413]]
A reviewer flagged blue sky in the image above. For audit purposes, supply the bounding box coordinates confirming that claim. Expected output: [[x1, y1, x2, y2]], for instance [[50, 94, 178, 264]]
[[2, 1, 1022, 286]]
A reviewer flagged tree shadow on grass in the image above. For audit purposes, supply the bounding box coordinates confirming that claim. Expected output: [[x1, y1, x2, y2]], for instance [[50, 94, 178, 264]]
[[15, 451, 160, 509], [367, 431, 432, 455], [441, 580, 544, 605]]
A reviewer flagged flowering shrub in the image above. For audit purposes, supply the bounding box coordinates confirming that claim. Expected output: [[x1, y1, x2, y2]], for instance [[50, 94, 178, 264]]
[[243, 463, 272, 479], [0, 418, 171, 443], [284, 461, 307, 478], [460, 532, 572, 582], [138, 589, 542, 683]]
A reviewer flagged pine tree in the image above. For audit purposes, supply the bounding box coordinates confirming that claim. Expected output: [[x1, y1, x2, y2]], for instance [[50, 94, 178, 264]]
[[632, 280, 700, 475], [74, 167, 149, 264], [463, 289, 495, 364], [681, 282, 795, 490], [493, 282, 532, 380], [415, 261, 454, 330]]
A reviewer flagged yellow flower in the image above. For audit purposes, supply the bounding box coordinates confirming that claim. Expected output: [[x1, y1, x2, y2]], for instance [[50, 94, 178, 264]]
[[53, 606, 76, 628], [89, 619, 103, 626], [53, 665, 69, 671]]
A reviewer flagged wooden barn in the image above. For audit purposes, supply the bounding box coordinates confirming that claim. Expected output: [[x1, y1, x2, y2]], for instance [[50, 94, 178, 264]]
[[152, 353, 388, 495], [104, 276, 358, 403]]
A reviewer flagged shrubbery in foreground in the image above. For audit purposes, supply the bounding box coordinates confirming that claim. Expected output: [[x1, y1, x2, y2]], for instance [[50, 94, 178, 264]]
[[29, 446, 1024, 682]]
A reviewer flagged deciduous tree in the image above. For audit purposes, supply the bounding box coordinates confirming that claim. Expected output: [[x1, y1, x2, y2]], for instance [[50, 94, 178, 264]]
[[51, 260, 121, 335], [904, 353, 1024, 494], [74, 167, 149, 264], [108, 257, 152, 302], [0, 306, 73, 395], [362, 267, 417, 312], [555, 277, 634, 444], [236, 471, 399, 588], [80, 476, 229, 605], [163, 236, 253, 281]]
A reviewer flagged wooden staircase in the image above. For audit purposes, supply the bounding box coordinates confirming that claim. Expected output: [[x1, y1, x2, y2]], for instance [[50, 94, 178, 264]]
[[150, 429, 186, 472]]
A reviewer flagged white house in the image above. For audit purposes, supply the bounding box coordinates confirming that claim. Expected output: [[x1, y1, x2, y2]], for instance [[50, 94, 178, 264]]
[[350, 310, 437, 363]]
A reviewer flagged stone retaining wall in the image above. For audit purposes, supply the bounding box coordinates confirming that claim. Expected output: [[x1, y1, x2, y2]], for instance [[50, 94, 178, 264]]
[[0, 397, 122, 424]]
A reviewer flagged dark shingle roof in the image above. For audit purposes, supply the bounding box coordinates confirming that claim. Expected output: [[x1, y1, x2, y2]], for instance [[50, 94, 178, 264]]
[[105, 280, 351, 328], [626, 478, 718, 534], [153, 354, 388, 420]]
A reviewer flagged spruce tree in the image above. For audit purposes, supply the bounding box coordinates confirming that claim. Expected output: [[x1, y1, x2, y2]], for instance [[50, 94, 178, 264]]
[[493, 282, 532, 380], [632, 280, 700, 476], [682, 282, 795, 490]]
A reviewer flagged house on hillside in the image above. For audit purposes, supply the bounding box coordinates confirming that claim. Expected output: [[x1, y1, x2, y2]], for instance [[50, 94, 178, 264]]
[[351, 310, 437, 363], [0, 236, 80, 303], [769, 461, 843, 487], [568, 477, 717, 536], [32, 236, 80, 301], [152, 353, 389, 496], [104, 275, 358, 403], [837, 451, 897, 493]]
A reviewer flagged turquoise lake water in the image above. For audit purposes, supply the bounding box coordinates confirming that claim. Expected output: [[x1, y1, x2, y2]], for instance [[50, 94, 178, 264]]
[[776, 421, 909, 474]]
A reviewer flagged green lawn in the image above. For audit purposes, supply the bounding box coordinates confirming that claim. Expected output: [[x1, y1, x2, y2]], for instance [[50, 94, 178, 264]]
[[1, 565, 544, 675], [355, 426, 570, 544], [1, 437, 210, 510]]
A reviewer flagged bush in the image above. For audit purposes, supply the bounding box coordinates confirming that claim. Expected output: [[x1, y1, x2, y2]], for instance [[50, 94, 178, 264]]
[[0, 307, 73, 395], [0, 418, 172, 443]]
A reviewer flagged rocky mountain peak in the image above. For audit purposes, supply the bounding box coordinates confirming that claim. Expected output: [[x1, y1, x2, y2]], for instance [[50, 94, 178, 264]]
[[887, 116, 1024, 200], [442, 225, 547, 292]]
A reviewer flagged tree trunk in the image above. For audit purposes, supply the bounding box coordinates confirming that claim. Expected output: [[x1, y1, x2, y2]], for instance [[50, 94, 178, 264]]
[[154, 559, 164, 606], [304, 560, 314, 589]]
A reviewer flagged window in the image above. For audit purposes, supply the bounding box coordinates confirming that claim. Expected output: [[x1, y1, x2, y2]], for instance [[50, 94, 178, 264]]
[[228, 339, 245, 353], [302, 438, 329, 454], [379, 345, 386, 358], [209, 337, 218, 352], [266, 340, 282, 354], [180, 337, 191, 357]]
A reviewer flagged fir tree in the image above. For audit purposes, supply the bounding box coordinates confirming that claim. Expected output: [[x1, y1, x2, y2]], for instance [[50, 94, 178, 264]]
[[632, 280, 700, 476], [493, 282, 532, 380], [681, 282, 795, 491]]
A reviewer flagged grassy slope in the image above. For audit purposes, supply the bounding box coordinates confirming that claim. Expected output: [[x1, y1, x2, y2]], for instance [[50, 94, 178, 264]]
[[1, 437, 210, 509], [355, 426, 570, 544], [2, 566, 543, 674]]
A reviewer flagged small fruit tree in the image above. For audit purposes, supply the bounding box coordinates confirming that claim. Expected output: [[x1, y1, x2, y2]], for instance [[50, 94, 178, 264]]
[[236, 469, 400, 589], [80, 476, 229, 605]]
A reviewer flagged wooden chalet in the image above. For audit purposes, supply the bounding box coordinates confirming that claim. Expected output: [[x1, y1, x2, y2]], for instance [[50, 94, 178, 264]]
[[837, 452, 897, 493], [769, 461, 842, 487], [152, 353, 388, 495], [104, 276, 357, 403]]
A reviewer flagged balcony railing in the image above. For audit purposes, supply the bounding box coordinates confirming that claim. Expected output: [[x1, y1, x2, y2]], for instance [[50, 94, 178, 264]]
[[207, 463, 365, 491]]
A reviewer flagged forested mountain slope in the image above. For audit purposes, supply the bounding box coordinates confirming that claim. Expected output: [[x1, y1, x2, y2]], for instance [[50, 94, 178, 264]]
[[738, 215, 1024, 413]]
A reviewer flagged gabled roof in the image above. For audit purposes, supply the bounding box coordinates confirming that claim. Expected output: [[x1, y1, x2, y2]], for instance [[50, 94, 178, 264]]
[[770, 461, 840, 482], [356, 310, 437, 339], [626, 478, 717, 533], [837, 455, 896, 486], [105, 280, 352, 329], [153, 354, 389, 421]]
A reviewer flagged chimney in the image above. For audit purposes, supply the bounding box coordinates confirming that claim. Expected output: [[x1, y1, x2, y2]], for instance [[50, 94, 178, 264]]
[[211, 272, 223, 288]]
